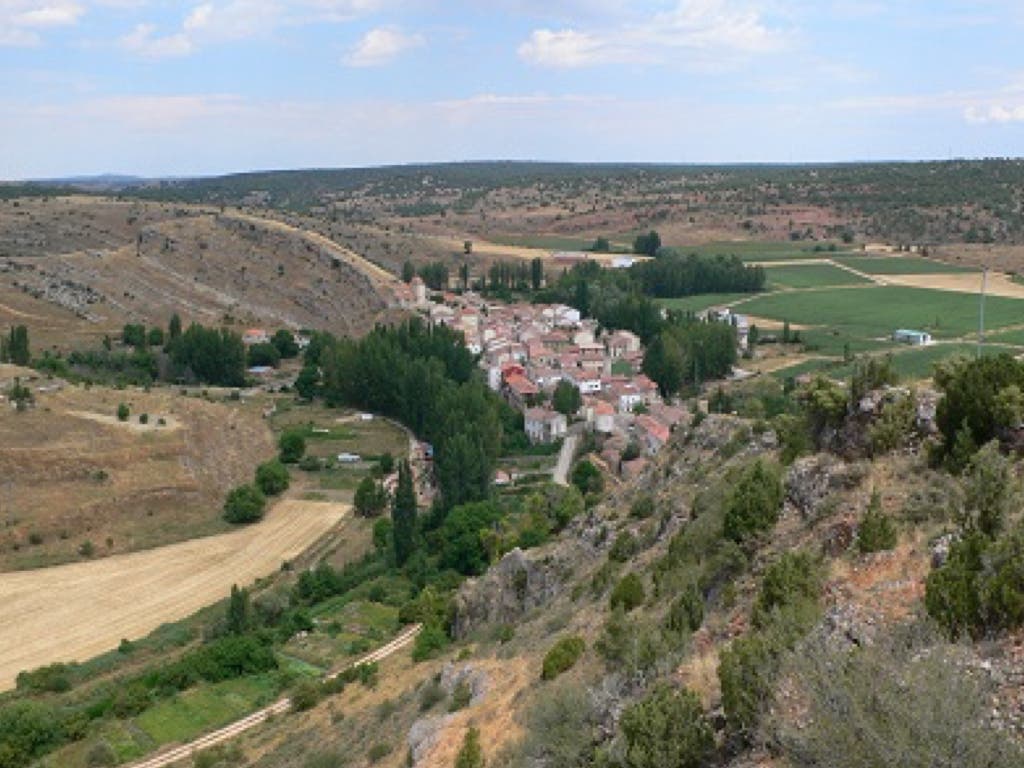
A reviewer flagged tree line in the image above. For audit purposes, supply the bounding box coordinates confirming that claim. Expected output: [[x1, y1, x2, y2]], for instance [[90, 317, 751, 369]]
[[304, 318, 520, 509]]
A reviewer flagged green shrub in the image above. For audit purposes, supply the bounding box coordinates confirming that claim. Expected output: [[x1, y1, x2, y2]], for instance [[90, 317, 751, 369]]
[[85, 741, 116, 767], [723, 459, 783, 543], [15, 662, 72, 693], [541, 636, 586, 681], [290, 679, 321, 712], [719, 630, 781, 739], [255, 459, 290, 496], [631, 495, 656, 519], [666, 584, 704, 635], [619, 684, 714, 768], [455, 726, 485, 768], [609, 530, 639, 562], [116, 402, 129, 421], [278, 430, 306, 463], [596, 610, 665, 675], [298, 454, 321, 471], [753, 550, 822, 628], [419, 678, 445, 711], [926, 526, 1024, 640], [858, 493, 898, 553], [367, 743, 390, 763], [0, 700, 64, 768], [610, 572, 645, 612], [449, 680, 472, 712], [223, 484, 266, 524], [139, 413, 149, 425], [412, 624, 449, 662]]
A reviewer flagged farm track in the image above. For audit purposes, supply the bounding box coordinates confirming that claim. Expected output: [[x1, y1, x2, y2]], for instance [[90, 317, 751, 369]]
[[0, 500, 348, 690], [124, 624, 422, 768]]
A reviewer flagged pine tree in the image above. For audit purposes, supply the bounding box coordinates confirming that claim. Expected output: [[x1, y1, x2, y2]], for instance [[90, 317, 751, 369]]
[[392, 460, 417, 566]]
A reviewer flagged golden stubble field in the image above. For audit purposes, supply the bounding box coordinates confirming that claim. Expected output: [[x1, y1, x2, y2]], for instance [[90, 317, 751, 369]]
[[0, 367, 275, 570], [0, 499, 349, 690]]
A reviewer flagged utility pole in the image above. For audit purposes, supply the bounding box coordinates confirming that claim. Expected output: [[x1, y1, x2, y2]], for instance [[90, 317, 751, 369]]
[[978, 267, 989, 359]]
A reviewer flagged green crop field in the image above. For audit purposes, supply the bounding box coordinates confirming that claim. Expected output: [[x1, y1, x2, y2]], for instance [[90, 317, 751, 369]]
[[739, 286, 1024, 341], [135, 673, 284, 745], [770, 343, 1019, 382], [980, 327, 1024, 346], [833, 255, 978, 274], [659, 292, 763, 314], [764, 264, 871, 289], [663, 241, 852, 262]]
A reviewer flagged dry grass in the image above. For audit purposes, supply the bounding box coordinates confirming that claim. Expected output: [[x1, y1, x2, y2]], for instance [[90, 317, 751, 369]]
[[0, 499, 349, 690], [0, 379, 274, 570], [883, 270, 1024, 298]]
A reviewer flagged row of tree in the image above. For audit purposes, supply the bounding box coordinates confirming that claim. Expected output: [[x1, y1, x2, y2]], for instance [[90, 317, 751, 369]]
[[642, 318, 739, 397], [307, 318, 517, 509], [0, 325, 30, 365]]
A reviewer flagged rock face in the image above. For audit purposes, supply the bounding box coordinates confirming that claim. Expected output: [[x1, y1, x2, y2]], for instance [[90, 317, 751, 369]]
[[451, 546, 575, 639], [786, 454, 867, 520]]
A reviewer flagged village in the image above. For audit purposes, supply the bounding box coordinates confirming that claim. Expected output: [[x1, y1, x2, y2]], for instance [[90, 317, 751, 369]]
[[397, 275, 695, 480]]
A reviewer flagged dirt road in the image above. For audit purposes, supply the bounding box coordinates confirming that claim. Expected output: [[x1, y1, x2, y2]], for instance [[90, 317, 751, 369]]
[[553, 433, 579, 486], [125, 624, 422, 768], [0, 500, 348, 690]]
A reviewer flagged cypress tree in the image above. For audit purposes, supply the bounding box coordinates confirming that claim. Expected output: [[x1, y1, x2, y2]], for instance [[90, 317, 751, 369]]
[[392, 460, 417, 566]]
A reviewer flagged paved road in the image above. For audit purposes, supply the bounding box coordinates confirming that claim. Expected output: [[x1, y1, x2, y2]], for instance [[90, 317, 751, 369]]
[[553, 433, 579, 486], [126, 624, 422, 768]]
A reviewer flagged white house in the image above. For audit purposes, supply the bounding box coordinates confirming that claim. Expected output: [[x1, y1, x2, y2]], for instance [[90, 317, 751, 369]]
[[524, 407, 568, 444], [893, 329, 933, 346]]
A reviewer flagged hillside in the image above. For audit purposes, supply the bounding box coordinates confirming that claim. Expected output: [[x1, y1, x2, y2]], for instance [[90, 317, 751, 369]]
[[95, 369, 1022, 768], [0, 364, 275, 570], [0, 197, 396, 351], [102, 159, 1024, 251]]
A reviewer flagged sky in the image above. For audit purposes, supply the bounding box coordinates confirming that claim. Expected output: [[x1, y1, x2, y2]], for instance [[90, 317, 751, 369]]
[[1, 0, 1023, 178]]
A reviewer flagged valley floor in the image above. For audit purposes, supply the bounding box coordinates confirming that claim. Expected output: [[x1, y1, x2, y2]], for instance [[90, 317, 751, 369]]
[[0, 499, 347, 690]]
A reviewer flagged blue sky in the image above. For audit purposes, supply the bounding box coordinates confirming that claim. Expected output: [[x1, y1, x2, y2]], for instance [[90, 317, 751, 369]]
[[1, 0, 1023, 178]]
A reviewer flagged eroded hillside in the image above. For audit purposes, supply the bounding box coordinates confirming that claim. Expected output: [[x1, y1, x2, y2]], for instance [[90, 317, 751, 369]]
[[0, 197, 396, 351]]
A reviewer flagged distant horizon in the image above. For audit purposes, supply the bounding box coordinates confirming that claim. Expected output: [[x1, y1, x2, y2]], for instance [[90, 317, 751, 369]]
[[11, 155, 1024, 185]]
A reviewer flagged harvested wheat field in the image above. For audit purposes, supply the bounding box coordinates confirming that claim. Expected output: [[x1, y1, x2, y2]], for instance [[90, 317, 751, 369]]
[[0, 375, 275, 570], [883, 270, 1024, 299], [0, 499, 348, 690]]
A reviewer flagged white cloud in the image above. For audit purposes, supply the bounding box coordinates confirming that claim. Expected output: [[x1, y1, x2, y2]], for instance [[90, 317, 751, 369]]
[[0, 1, 84, 46], [518, 0, 789, 69], [343, 25, 423, 67], [965, 104, 1024, 124]]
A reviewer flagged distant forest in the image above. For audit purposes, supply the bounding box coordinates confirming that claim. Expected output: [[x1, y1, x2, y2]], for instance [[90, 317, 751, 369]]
[[11, 158, 1024, 243]]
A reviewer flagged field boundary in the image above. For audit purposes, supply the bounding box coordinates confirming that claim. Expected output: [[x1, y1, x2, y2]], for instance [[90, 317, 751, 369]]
[[125, 624, 422, 768]]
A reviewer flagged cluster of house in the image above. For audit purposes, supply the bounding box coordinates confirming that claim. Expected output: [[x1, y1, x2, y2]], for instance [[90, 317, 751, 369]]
[[415, 289, 691, 474]]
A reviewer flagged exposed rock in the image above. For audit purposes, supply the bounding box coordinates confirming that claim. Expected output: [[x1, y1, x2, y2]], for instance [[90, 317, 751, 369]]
[[786, 454, 866, 520], [439, 662, 489, 705], [931, 532, 956, 568], [407, 713, 454, 767], [451, 545, 580, 639]]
